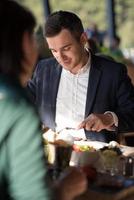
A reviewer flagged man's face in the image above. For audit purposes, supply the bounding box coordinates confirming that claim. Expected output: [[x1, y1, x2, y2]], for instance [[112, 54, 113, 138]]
[[46, 29, 87, 73]]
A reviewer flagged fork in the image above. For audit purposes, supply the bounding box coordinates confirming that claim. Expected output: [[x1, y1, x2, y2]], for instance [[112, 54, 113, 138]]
[[57, 127, 76, 134]]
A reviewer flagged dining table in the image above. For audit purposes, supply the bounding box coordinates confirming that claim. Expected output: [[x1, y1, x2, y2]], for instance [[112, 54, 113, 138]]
[[43, 130, 134, 200], [72, 141, 134, 200]]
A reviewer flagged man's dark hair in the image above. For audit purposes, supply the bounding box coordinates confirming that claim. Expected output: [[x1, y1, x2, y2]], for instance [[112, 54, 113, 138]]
[[0, 0, 36, 77], [44, 10, 84, 41]]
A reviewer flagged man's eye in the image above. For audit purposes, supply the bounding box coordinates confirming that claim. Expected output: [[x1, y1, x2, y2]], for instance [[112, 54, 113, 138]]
[[63, 46, 70, 51]]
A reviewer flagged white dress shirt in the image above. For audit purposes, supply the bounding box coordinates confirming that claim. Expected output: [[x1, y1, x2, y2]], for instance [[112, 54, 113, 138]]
[[55, 54, 118, 133], [56, 56, 91, 132]]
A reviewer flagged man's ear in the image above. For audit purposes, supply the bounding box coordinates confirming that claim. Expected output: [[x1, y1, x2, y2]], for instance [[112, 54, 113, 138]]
[[80, 32, 88, 46]]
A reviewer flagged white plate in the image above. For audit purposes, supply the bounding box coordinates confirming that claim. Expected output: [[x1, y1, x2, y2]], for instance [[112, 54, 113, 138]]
[[73, 140, 108, 150]]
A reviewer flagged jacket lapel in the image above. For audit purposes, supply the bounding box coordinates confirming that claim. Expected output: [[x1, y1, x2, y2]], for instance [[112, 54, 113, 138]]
[[50, 63, 62, 119], [49, 55, 102, 122], [85, 55, 101, 118]]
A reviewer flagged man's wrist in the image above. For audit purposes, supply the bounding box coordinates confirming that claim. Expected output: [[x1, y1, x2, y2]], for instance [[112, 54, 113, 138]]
[[104, 111, 118, 127]]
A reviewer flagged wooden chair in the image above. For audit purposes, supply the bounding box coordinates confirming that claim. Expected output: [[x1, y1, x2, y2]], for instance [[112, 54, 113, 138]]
[[119, 132, 134, 146], [125, 133, 134, 146]]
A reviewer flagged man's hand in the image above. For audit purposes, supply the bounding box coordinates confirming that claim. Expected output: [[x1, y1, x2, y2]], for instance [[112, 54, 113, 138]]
[[77, 113, 115, 132]]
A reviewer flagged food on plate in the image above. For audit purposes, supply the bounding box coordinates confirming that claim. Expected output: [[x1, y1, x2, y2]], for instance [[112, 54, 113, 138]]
[[73, 144, 96, 152], [108, 140, 120, 148]]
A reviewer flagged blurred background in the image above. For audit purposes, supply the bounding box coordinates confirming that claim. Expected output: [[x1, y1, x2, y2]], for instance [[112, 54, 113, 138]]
[[16, 0, 134, 64], [17, 0, 134, 46]]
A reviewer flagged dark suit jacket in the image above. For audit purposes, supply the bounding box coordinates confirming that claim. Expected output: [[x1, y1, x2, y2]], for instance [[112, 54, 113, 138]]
[[28, 53, 134, 142]]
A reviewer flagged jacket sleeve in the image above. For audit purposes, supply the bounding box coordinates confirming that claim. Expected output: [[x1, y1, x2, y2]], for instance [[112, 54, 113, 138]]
[[27, 61, 42, 103]]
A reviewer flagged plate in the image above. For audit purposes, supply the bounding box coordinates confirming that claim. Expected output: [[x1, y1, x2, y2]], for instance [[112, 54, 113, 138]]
[[73, 141, 107, 150]]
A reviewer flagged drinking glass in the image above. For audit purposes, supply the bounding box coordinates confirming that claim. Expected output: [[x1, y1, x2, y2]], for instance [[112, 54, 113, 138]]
[[100, 150, 120, 176]]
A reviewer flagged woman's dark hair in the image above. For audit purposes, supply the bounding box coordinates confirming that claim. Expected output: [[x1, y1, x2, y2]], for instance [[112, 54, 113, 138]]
[[0, 0, 36, 77], [44, 10, 84, 41]]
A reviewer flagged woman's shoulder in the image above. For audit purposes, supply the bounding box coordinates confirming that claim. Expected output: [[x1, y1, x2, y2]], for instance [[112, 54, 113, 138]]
[[0, 77, 38, 120]]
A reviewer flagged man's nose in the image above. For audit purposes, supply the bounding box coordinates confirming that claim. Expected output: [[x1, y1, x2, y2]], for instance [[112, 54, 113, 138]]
[[57, 51, 65, 60]]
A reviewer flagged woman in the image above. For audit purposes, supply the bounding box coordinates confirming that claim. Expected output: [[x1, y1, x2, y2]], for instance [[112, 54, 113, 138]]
[[0, 1, 87, 200]]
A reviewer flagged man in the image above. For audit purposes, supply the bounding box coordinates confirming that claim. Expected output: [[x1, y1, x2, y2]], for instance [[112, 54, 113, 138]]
[[28, 11, 134, 143]]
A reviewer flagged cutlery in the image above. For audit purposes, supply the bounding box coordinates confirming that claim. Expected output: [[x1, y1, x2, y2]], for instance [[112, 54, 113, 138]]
[[58, 127, 76, 134]]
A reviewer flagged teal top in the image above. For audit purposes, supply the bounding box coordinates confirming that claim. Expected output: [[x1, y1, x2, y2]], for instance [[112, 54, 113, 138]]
[[0, 76, 52, 200]]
